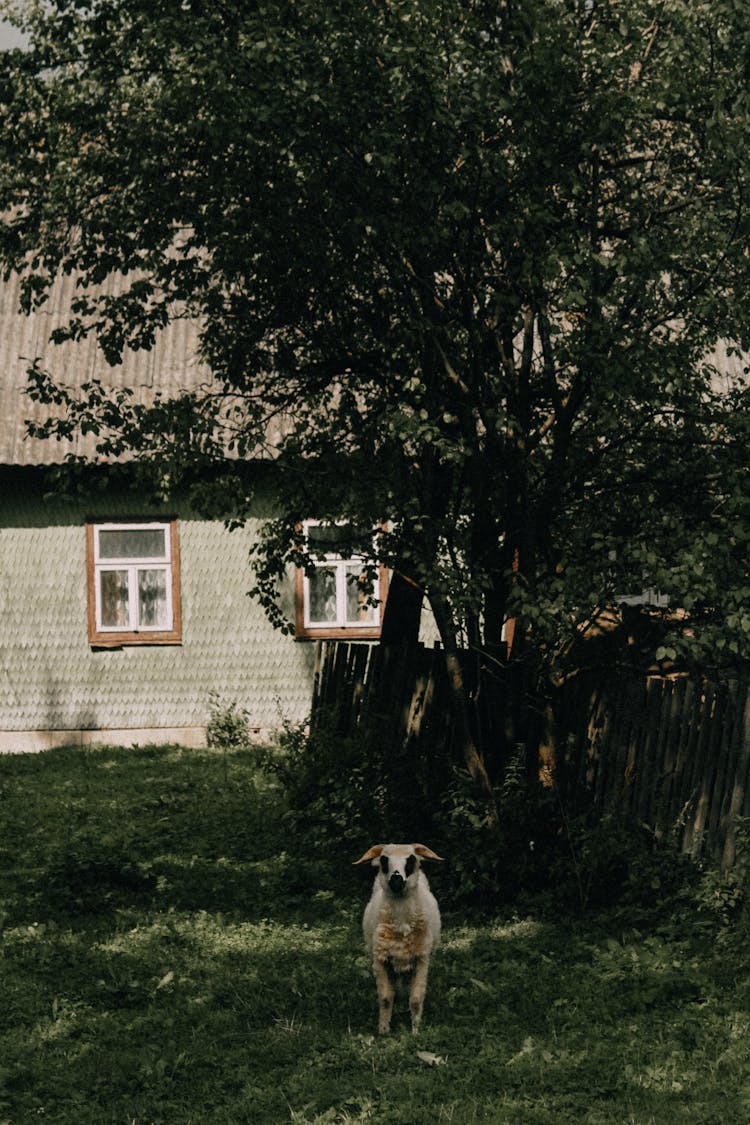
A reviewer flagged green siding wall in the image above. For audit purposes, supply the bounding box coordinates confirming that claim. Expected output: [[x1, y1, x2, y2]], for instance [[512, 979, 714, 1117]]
[[0, 471, 316, 738]]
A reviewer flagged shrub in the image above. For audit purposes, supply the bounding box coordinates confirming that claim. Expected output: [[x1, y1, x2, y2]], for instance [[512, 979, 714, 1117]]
[[694, 817, 750, 936], [537, 811, 699, 921], [269, 714, 708, 920], [268, 711, 419, 854], [206, 693, 251, 750], [268, 715, 551, 910], [437, 751, 551, 910]]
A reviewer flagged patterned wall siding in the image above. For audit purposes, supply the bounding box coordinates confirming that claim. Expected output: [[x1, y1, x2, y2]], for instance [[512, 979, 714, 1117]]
[[0, 481, 315, 734]]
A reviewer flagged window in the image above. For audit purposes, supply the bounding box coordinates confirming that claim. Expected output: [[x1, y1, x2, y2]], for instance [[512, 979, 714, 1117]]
[[295, 521, 388, 639], [86, 519, 182, 646]]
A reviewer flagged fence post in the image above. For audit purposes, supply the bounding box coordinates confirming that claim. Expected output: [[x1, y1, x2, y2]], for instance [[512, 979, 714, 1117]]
[[722, 677, 750, 868]]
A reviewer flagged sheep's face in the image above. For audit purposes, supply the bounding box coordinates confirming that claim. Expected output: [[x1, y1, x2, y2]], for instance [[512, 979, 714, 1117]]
[[354, 842, 444, 895], [377, 845, 420, 898]]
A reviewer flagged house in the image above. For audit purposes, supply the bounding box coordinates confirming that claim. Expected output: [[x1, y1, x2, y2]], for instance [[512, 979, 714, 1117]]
[[6, 263, 737, 755], [0, 272, 389, 751]]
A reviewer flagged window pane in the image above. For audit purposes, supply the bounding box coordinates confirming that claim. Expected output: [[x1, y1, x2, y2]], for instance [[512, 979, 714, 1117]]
[[138, 569, 170, 628], [99, 527, 167, 560], [99, 570, 130, 628], [345, 563, 378, 625], [308, 566, 339, 624], [307, 523, 370, 559]]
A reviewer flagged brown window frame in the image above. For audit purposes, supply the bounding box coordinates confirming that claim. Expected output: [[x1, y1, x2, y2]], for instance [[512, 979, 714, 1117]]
[[294, 521, 389, 641], [86, 518, 182, 648]]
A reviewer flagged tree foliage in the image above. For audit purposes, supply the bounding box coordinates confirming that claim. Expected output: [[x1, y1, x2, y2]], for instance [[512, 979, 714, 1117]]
[[1, 0, 750, 723]]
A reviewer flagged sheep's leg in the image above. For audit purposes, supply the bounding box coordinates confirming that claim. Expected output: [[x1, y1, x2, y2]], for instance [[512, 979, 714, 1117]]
[[374, 961, 395, 1035], [409, 957, 430, 1034]]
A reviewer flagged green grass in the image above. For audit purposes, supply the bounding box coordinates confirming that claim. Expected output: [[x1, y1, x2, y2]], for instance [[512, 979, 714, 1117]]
[[1, 744, 750, 1124]]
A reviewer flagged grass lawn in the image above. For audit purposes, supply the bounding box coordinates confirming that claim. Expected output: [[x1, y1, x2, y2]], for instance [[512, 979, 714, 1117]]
[[1, 744, 750, 1124]]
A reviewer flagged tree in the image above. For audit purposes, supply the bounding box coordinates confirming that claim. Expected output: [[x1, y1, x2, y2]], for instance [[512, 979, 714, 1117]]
[[1, 0, 750, 782]]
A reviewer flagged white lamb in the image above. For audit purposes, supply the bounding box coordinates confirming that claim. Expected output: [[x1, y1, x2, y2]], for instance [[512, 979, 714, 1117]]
[[354, 842, 443, 1035]]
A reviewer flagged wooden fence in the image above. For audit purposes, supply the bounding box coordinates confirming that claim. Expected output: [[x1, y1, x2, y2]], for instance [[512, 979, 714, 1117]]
[[311, 640, 750, 868], [311, 639, 500, 749], [552, 671, 750, 868]]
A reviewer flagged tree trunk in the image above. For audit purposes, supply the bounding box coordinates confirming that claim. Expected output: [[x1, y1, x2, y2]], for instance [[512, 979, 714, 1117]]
[[428, 587, 497, 812], [379, 565, 423, 646]]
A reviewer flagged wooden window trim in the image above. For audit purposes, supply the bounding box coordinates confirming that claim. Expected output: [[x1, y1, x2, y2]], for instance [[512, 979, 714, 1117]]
[[86, 518, 182, 648], [294, 519, 389, 640], [294, 562, 389, 640]]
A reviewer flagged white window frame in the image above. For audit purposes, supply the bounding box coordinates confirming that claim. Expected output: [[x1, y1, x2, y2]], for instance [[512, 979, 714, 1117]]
[[93, 522, 173, 633]]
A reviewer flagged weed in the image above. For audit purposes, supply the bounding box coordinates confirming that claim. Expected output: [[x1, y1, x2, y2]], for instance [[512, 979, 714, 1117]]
[[206, 693, 252, 750], [206, 692, 255, 785]]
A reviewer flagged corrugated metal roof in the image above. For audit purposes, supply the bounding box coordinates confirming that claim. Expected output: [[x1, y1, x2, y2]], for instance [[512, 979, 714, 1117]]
[[0, 270, 213, 465], [1, 268, 746, 466]]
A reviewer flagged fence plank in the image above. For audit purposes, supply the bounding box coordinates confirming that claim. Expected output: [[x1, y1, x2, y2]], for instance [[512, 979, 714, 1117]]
[[722, 678, 750, 867], [652, 677, 687, 842], [707, 679, 740, 857]]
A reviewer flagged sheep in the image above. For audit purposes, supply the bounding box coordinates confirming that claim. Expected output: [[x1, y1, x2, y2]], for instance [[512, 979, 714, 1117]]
[[354, 842, 443, 1035]]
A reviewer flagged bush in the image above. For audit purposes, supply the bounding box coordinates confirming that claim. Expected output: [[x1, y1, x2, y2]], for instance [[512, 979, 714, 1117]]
[[437, 750, 550, 910], [268, 711, 428, 855], [535, 811, 700, 921], [693, 817, 750, 936], [206, 693, 251, 750], [268, 714, 709, 920], [268, 716, 554, 911]]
